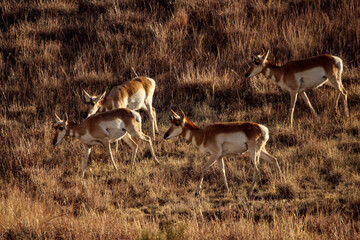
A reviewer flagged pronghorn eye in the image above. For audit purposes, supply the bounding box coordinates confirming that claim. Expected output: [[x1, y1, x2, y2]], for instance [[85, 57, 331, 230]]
[[175, 122, 180, 126], [254, 60, 260, 65], [91, 102, 95, 106]]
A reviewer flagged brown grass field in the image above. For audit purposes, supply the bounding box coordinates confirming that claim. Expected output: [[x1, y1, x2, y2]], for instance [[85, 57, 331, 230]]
[[1, 0, 360, 239]]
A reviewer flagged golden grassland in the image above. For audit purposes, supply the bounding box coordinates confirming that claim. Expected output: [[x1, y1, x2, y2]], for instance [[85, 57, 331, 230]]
[[1, 0, 360, 239]]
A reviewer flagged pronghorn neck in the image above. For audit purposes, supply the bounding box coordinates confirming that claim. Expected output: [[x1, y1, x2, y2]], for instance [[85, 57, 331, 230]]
[[181, 118, 203, 147], [263, 61, 283, 82], [98, 98, 106, 112], [66, 122, 83, 139]]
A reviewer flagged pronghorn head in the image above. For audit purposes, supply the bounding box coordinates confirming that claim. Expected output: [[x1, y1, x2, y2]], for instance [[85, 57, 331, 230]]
[[82, 90, 106, 118], [163, 109, 186, 140], [245, 49, 270, 78], [52, 113, 68, 146]]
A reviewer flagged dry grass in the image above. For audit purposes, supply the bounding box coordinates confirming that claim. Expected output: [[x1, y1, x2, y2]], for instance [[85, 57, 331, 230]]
[[1, 0, 360, 239]]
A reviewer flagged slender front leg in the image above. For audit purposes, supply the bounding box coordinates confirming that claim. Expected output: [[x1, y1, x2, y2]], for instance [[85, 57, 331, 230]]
[[195, 153, 221, 196], [217, 157, 229, 192], [289, 92, 298, 128], [299, 92, 317, 117], [82, 145, 92, 177], [104, 140, 118, 171]]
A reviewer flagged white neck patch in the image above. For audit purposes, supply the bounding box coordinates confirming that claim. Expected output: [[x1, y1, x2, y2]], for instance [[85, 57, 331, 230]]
[[265, 68, 270, 78]]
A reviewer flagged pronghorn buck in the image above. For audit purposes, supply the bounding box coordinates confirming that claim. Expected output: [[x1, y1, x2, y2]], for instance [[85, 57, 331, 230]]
[[83, 76, 158, 140], [163, 110, 282, 196], [52, 109, 160, 177], [245, 50, 349, 127]]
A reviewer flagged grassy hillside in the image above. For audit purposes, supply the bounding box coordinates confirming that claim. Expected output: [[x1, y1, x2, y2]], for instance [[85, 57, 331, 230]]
[[1, 0, 360, 239]]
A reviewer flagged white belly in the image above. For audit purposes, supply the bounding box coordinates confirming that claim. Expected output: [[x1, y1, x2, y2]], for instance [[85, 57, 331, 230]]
[[126, 90, 146, 110], [100, 120, 127, 142], [294, 67, 327, 91], [216, 132, 248, 156]]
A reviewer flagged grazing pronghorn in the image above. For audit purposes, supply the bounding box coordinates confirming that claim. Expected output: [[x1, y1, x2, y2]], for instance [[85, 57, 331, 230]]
[[245, 50, 349, 127], [163, 109, 282, 196], [83, 76, 159, 139], [52, 109, 160, 177]]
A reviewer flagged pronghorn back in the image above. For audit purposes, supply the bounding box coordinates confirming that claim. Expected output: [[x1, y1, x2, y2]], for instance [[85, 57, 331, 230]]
[[101, 77, 155, 111], [282, 54, 342, 74]]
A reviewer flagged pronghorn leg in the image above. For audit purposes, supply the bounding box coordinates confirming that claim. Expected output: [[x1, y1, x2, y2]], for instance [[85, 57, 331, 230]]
[[115, 140, 119, 153], [217, 157, 229, 192], [299, 92, 317, 118], [249, 148, 260, 195], [195, 153, 221, 196], [122, 133, 138, 170], [104, 140, 118, 171], [152, 106, 159, 134], [133, 131, 160, 164], [142, 104, 158, 140], [334, 92, 341, 113], [260, 148, 283, 178], [289, 92, 298, 128], [328, 76, 349, 117], [82, 145, 92, 177]]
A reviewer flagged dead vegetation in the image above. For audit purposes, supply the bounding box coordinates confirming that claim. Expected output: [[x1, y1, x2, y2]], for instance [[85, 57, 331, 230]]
[[1, 0, 360, 239]]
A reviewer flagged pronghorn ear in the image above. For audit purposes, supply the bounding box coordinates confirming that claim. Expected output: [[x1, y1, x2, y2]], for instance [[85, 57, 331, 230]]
[[263, 49, 270, 64], [83, 89, 91, 103], [98, 91, 106, 101], [180, 109, 186, 119], [64, 113, 69, 125]]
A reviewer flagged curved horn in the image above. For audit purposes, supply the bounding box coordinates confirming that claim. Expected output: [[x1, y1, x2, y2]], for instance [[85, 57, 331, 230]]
[[83, 89, 91, 97], [263, 49, 270, 63], [170, 109, 180, 118]]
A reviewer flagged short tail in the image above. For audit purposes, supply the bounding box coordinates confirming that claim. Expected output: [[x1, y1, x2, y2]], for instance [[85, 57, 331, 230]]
[[258, 124, 270, 144], [130, 110, 142, 123], [333, 56, 343, 75]]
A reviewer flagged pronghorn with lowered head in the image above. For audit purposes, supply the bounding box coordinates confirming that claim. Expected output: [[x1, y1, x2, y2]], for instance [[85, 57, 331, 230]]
[[163, 109, 282, 196], [83, 76, 159, 139], [52, 108, 160, 177], [245, 50, 349, 127]]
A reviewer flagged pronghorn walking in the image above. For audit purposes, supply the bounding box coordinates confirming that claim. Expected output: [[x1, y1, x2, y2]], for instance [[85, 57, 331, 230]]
[[163, 109, 282, 196], [83, 76, 159, 139], [52, 109, 160, 177], [245, 50, 349, 127]]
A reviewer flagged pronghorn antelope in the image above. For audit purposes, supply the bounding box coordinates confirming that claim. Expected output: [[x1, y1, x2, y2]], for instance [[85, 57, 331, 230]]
[[83, 76, 159, 139], [52, 109, 160, 177], [163, 109, 282, 196], [245, 50, 349, 127]]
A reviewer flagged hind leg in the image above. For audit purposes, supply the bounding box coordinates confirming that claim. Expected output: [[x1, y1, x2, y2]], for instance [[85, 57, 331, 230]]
[[260, 148, 283, 179], [130, 125, 160, 165], [122, 133, 138, 170], [328, 76, 349, 117], [141, 103, 158, 140]]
